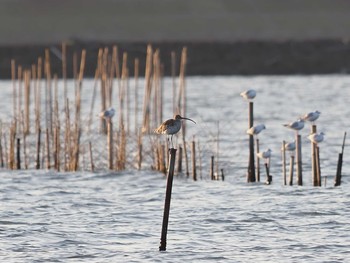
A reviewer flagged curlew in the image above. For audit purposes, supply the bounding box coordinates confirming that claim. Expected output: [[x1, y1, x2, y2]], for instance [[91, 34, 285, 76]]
[[154, 114, 196, 148]]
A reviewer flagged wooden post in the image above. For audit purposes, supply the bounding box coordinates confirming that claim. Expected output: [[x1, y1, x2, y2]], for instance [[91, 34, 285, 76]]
[[256, 138, 260, 182], [247, 101, 256, 182], [315, 146, 321, 187], [210, 155, 215, 180], [289, 155, 294, 186], [137, 130, 142, 170], [35, 128, 41, 169], [282, 141, 287, 185], [46, 128, 50, 169], [311, 125, 318, 186], [89, 141, 94, 172], [107, 119, 113, 169], [335, 132, 346, 186], [177, 146, 183, 174], [191, 140, 197, 181], [16, 138, 21, 170], [159, 148, 177, 251], [296, 134, 303, 185]]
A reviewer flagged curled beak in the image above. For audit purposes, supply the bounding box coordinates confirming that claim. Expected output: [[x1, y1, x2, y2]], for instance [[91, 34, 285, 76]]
[[181, 117, 196, 124]]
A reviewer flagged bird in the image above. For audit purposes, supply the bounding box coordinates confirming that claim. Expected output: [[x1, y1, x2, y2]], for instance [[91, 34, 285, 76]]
[[240, 89, 256, 101], [301, 110, 321, 123], [154, 114, 196, 148], [283, 119, 305, 133], [308, 132, 325, 144], [257, 149, 272, 160], [246, 124, 266, 136], [100, 107, 115, 120], [282, 141, 296, 152]]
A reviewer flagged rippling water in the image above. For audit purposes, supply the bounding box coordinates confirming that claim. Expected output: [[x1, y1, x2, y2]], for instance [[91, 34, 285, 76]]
[[1, 75, 350, 262]]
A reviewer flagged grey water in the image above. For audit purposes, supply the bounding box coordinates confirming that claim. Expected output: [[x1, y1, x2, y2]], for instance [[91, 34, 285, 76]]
[[1, 75, 350, 262]]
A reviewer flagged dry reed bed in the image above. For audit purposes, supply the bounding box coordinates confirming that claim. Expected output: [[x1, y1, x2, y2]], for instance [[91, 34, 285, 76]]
[[0, 43, 206, 178]]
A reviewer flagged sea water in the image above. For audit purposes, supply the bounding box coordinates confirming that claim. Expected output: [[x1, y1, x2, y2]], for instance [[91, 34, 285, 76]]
[[0, 75, 350, 262]]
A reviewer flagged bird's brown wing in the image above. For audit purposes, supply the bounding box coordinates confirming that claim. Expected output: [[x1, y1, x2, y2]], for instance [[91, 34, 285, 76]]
[[154, 119, 175, 134]]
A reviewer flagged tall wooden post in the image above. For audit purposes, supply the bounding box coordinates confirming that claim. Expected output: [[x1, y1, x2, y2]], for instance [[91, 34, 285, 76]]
[[191, 140, 197, 181], [16, 138, 21, 170], [311, 125, 318, 186], [159, 148, 177, 251], [256, 138, 260, 182], [282, 141, 287, 185], [296, 134, 302, 185], [107, 119, 113, 169], [315, 146, 321, 186], [247, 102, 256, 182], [289, 155, 295, 186], [335, 132, 346, 186], [210, 155, 215, 180]]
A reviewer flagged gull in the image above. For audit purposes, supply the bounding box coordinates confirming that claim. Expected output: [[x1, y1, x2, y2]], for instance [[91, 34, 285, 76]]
[[240, 89, 256, 101], [257, 149, 272, 160], [283, 119, 305, 134], [308, 132, 325, 145], [154, 114, 196, 148], [301, 110, 321, 123], [282, 141, 296, 152], [100, 107, 115, 120], [246, 124, 266, 136]]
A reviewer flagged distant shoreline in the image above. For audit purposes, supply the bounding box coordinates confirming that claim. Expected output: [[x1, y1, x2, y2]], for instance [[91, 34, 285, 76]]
[[1, 39, 350, 79]]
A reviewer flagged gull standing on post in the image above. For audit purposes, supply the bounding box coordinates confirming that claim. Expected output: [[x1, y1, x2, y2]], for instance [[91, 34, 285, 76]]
[[301, 110, 321, 123], [154, 114, 196, 148], [308, 132, 325, 144], [283, 119, 305, 134], [282, 141, 296, 152], [257, 148, 272, 160], [247, 124, 266, 136], [240, 89, 256, 101]]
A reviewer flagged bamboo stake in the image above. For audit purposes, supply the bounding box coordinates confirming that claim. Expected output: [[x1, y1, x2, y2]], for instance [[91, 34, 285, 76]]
[[289, 155, 295, 186], [137, 129, 142, 170], [0, 123, 3, 168], [89, 141, 94, 172], [256, 138, 260, 182], [282, 141, 287, 185], [296, 134, 303, 185], [35, 128, 41, 169], [159, 148, 177, 251], [11, 60, 17, 122], [210, 155, 215, 180], [107, 119, 113, 169], [191, 139, 197, 181], [177, 146, 183, 174], [247, 101, 256, 182], [46, 128, 50, 169], [311, 125, 318, 186], [134, 58, 139, 134], [16, 138, 20, 170], [62, 42, 67, 103], [142, 45, 153, 133], [24, 70, 30, 135]]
